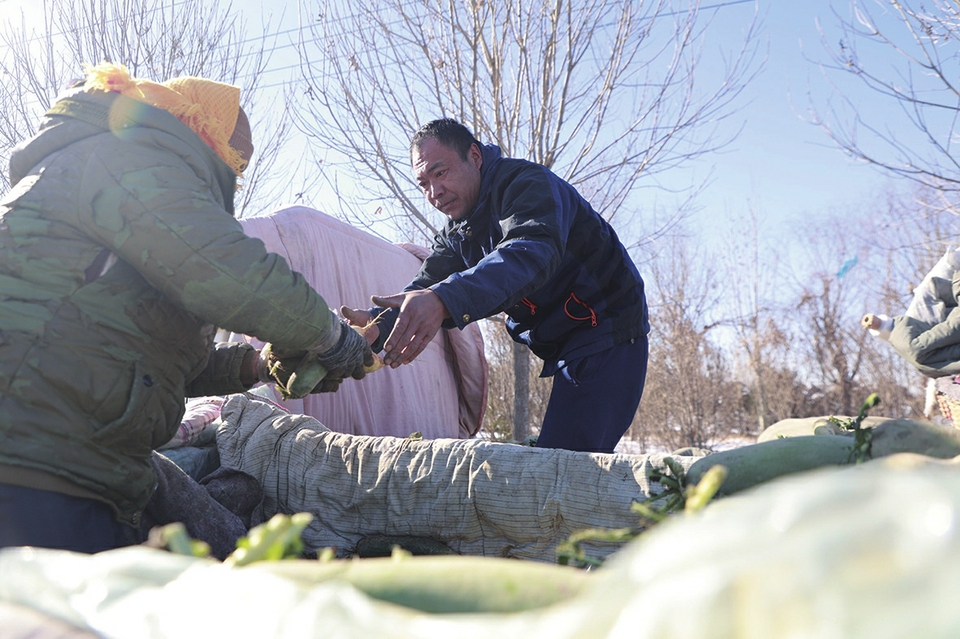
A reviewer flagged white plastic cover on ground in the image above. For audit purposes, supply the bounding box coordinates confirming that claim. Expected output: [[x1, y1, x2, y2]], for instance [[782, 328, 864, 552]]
[[215, 393, 696, 563], [225, 205, 487, 439], [3, 455, 960, 638], [756, 415, 896, 442]]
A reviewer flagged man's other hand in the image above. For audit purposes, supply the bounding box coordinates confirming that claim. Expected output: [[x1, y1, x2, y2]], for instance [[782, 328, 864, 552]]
[[340, 306, 379, 346], [370, 289, 450, 367]]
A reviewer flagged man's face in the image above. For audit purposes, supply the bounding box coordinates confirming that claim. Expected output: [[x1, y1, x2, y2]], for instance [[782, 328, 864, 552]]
[[412, 137, 483, 221]]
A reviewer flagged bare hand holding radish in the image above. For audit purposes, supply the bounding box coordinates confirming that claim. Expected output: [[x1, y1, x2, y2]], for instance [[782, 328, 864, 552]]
[[368, 289, 450, 368]]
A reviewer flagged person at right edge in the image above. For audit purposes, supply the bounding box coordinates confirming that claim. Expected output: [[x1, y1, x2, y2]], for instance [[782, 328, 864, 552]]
[[343, 118, 649, 454]]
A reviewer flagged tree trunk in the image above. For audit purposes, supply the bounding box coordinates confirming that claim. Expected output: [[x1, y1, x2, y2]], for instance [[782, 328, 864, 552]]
[[512, 342, 530, 442]]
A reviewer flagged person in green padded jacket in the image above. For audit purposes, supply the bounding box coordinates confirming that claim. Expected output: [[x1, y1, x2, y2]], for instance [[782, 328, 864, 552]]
[[0, 63, 372, 553]]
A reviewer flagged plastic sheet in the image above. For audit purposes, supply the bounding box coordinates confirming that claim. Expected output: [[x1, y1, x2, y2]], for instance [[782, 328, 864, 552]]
[[4, 454, 960, 638]]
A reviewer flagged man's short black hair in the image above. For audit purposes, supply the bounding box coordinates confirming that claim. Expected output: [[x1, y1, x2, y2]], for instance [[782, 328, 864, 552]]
[[410, 118, 480, 162]]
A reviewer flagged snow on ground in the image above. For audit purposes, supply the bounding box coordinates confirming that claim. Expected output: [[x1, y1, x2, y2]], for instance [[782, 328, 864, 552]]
[[474, 430, 755, 456], [614, 436, 755, 456]]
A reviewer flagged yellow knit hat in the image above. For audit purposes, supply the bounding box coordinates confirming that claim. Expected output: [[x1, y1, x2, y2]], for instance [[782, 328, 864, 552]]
[[82, 62, 247, 176]]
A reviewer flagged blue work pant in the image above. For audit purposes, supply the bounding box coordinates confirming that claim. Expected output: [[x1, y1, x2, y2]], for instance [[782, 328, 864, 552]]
[[0, 483, 134, 553], [536, 335, 648, 453]]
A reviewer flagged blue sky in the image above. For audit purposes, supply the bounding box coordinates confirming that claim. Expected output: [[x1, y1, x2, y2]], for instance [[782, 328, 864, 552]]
[[674, 1, 910, 237], [0, 0, 918, 239]]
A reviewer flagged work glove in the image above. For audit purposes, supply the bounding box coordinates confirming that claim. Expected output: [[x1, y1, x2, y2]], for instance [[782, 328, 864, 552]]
[[311, 317, 376, 386], [259, 317, 375, 399]]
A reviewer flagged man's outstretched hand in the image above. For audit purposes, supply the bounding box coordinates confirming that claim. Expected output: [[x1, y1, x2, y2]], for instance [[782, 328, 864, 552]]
[[370, 289, 450, 368], [340, 306, 379, 345]]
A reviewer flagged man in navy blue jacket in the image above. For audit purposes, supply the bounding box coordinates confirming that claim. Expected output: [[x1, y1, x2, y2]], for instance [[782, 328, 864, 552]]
[[344, 118, 649, 453]]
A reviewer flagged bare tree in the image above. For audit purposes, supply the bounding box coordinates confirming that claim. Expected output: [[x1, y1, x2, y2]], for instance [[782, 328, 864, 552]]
[[0, 0, 291, 214], [293, 0, 761, 242], [714, 206, 800, 433], [789, 210, 891, 417], [795, 274, 871, 415], [737, 341, 814, 426], [857, 183, 960, 308], [631, 237, 746, 451], [810, 0, 960, 195]]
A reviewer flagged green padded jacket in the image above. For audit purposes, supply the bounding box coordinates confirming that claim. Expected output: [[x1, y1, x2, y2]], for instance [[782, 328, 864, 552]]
[[0, 88, 334, 525]]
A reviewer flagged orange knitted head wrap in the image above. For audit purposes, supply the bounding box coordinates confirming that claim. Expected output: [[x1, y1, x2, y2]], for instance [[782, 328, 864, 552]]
[[82, 62, 248, 176]]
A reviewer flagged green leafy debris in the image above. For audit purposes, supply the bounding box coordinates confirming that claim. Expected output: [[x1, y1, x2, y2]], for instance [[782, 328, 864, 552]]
[[828, 393, 881, 464], [224, 512, 314, 567], [556, 459, 727, 568]]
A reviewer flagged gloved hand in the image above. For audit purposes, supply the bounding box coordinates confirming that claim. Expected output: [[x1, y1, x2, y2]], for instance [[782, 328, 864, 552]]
[[257, 344, 307, 391], [259, 318, 375, 399], [314, 317, 376, 383]]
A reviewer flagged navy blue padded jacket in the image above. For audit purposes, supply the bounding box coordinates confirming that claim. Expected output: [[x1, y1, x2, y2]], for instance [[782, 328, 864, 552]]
[[374, 143, 649, 375]]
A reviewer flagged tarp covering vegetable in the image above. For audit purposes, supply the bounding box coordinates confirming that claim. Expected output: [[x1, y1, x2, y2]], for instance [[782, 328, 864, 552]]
[[3, 453, 960, 638], [213, 393, 701, 563]]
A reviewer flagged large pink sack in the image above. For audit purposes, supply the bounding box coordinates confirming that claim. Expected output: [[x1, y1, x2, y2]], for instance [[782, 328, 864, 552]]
[[226, 206, 487, 439]]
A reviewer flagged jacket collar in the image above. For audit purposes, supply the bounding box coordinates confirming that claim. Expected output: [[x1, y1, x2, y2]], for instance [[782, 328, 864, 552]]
[[448, 143, 502, 235]]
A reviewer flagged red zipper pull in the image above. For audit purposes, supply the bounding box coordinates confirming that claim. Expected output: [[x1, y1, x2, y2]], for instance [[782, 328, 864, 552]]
[[566, 293, 597, 326]]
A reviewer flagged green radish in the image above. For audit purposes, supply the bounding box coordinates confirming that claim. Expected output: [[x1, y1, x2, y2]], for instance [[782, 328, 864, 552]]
[[685, 435, 854, 496], [870, 418, 960, 459], [244, 554, 590, 614], [284, 357, 328, 399], [262, 344, 329, 400], [686, 420, 960, 499]]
